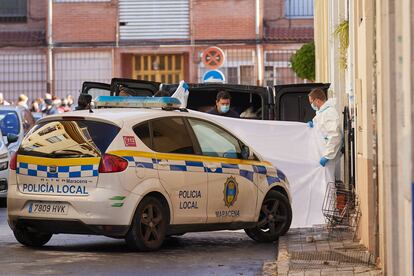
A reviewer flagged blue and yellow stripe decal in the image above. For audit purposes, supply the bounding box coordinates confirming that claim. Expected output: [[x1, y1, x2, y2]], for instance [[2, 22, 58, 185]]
[[16, 155, 100, 178], [108, 150, 287, 185]]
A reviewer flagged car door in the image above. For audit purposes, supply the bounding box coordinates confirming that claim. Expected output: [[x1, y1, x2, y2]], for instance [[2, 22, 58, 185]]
[[186, 118, 258, 223], [274, 83, 330, 122], [143, 116, 208, 225], [110, 78, 161, 96]]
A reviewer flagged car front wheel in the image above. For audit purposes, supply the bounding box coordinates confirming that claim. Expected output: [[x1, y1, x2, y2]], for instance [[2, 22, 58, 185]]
[[245, 190, 292, 242], [126, 196, 168, 251], [13, 227, 53, 247]]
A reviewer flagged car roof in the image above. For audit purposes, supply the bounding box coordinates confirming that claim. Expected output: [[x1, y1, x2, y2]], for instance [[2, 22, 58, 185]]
[[38, 108, 194, 126], [0, 105, 25, 112]]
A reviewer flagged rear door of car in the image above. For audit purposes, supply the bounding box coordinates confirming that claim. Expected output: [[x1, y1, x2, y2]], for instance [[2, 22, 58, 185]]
[[82, 81, 111, 98], [274, 83, 330, 122], [16, 118, 120, 199], [185, 83, 274, 120], [110, 78, 161, 96]]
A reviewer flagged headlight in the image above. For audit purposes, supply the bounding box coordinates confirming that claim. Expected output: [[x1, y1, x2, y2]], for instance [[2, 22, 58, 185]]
[[0, 161, 8, 171]]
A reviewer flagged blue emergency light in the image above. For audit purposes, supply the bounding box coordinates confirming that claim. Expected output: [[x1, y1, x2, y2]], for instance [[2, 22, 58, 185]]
[[94, 96, 182, 109]]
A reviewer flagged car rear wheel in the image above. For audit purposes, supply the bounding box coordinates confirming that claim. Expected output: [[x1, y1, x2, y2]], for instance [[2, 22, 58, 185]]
[[126, 196, 168, 251], [13, 227, 53, 247], [245, 190, 292, 242]]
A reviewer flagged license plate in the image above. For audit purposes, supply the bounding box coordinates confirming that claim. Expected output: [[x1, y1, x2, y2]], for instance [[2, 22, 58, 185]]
[[28, 202, 69, 215]]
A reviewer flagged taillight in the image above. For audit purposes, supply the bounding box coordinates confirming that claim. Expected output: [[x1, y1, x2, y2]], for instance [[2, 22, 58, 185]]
[[99, 154, 128, 173], [10, 152, 17, 170]]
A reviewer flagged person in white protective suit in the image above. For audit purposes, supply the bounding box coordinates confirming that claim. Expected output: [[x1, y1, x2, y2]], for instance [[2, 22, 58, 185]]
[[307, 88, 342, 172]]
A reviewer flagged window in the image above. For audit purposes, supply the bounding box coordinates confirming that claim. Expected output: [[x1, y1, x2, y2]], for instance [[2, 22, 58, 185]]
[[0, 0, 27, 22], [150, 118, 195, 154], [285, 0, 314, 18], [188, 119, 241, 159], [0, 111, 20, 136], [133, 122, 152, 149], [19, 120, 120, 158]]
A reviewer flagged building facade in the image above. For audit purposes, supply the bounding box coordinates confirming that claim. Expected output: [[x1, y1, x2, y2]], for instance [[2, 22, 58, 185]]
[[314, 0, 413, 274], [0, 0, 313, 101]]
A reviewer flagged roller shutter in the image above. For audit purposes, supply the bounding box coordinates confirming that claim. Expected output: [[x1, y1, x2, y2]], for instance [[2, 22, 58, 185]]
[[119, 0, 189, 40]]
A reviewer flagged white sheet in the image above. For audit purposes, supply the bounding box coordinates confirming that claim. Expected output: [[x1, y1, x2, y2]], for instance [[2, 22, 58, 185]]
[[190, 111, 334, 227]]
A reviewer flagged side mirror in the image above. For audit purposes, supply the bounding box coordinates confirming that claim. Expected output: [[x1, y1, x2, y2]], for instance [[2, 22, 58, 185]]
[[6, 133, 18, 146], [241, 145, 254, 160]]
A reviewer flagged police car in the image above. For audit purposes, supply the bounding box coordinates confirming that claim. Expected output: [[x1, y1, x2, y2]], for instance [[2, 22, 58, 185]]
[[7, 97, 292, 251]]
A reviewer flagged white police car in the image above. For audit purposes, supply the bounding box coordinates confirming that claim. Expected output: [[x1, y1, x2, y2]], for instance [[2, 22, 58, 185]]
[[7, 97, 292, 251]]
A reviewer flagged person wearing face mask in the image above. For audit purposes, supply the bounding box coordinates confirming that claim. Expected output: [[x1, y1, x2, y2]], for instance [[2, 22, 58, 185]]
[[207, 91, 239, 118], [307, 88, 342, 168]]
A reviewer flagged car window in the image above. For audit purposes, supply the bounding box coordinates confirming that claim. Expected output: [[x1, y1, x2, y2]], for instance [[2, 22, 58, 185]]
[[0, 110, 20, 136], [133, 122, 152, 149], [188, 118, 241, 158], [19, 120, 120, 158], [150, 117, 195, 154]]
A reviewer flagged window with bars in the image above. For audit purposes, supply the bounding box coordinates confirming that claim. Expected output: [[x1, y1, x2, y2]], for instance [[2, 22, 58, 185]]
[[0, 0, 27, 22], [285, 0, 313, 19]]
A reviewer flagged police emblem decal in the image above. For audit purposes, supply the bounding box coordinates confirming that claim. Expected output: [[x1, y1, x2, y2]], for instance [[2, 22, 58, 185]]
[[223, 176, 239, 208], [49, 166, 57, 173]]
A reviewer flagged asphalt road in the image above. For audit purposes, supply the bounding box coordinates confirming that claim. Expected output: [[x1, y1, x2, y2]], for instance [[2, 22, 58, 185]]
[[0, 207, 277, 276]]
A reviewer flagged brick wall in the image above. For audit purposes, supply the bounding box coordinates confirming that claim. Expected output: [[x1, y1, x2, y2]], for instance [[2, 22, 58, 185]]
[[263, 0, 313, 29], [0, 0, 47, 32], [52, 1, 116, 43], [192, 0, 256, 40]]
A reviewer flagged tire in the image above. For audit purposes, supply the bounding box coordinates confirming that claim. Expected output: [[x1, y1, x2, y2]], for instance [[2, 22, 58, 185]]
[[126, 196, 168, 251], [13, 227, 52, 247], [245, 190, 292, 242]]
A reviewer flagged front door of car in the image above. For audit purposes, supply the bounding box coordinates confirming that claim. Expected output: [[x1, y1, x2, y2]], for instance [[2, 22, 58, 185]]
[[144, 117, 208, 225], [187, 118, 258, 223]]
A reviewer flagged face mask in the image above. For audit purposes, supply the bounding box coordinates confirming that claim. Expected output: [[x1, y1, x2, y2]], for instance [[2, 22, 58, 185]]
[[311, 103, 319, 111], [219, 105, 230, 113]]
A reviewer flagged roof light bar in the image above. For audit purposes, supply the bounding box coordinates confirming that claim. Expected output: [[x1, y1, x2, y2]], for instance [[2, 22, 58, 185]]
[[94, 96, 182, 109]]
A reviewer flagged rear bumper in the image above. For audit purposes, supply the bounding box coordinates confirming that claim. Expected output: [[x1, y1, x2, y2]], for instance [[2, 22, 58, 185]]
[[9, 218, 129, 238]]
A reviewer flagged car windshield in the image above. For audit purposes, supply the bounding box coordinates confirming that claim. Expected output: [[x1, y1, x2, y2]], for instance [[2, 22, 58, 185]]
[[0, 110, 20, 136]]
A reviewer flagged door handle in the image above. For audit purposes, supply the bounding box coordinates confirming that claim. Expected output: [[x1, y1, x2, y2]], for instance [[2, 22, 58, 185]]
[[206, 163, 218, 171], [158, 160, 169, 166]]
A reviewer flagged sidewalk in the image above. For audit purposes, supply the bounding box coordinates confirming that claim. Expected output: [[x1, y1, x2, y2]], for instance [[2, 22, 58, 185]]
[[263, 227, 383, 276]]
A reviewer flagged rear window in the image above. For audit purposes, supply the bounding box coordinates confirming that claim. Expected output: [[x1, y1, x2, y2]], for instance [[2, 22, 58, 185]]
[[0, 110, 20, 136], [18, 120, 120, 158]]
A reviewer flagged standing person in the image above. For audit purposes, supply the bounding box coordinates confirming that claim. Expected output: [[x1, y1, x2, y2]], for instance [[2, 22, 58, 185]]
[[17, 94, 29, 109], [207, 91, 239, 118], [0, 93, 10, 105], [307, 88, 342, 169], [43, 99, 58, 115]]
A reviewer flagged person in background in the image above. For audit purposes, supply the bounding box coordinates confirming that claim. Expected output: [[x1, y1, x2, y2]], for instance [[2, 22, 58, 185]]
[[307, 88, 342, 168], [43, 99, 58, 115], [66, 94, 74, 108], [207, 91, 239, 118], [58, 99, 71, 113], [30, 99, 41, 112], [17, 94, 29, 109], [0, 93, 10, 105]]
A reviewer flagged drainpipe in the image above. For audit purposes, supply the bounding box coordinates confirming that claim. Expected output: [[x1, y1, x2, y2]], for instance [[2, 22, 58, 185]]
[[256, 0, 264, 86], [47, 0, 53, 95]]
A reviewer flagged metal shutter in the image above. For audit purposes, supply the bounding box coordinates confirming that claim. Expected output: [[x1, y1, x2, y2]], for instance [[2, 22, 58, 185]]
[[0, 51, 47, 102], [54, 51, 112, 99], [119, 0, 189, 40]]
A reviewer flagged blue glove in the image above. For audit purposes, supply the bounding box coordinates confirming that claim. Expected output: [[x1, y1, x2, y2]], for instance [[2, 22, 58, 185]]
[[319, 157, 329, 167], [307, 121, 314, 128]]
